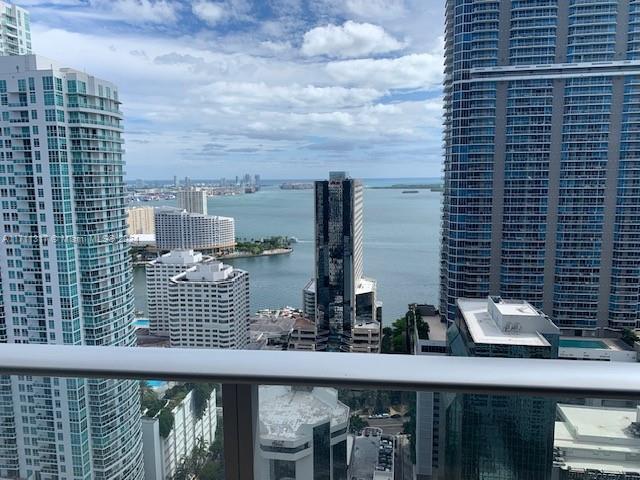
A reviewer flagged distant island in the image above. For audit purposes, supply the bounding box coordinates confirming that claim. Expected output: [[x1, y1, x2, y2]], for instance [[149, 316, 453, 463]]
[[221, 236, 293, 259], [280, 182, 313, 190], [371, 183, 444, 192]]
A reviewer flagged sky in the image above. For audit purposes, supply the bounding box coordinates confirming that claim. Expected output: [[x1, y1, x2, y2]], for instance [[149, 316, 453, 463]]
[[19, 0, 446, 179]]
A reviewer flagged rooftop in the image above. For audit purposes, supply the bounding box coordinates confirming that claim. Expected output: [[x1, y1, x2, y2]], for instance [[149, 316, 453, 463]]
[[555, 404, 640, 473], [259, 386, 349, 441], [172, 260, 239, 283], [153, 249, 204, 265], [457, 297, 559, 347], [357, 277, 377, 295], [424, 315, 447, 342]]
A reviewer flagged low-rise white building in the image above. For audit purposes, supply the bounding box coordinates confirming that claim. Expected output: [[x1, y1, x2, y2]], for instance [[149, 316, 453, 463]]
[[177, 188, 208, 215], [553, 404, 640, 479], [146, 250, 211, 336], [168, 261, 250, 349], [155, 207, 235, 254], [258, 386, 350, 480], [142, 388, 217, 480]]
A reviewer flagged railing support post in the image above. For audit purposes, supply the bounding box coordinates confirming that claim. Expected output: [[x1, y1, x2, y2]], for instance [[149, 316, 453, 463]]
[[223, 383, 257, 480]]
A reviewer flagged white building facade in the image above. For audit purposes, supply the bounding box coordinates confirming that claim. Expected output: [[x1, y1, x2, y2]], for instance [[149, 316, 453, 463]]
[[176, 188, 207, 215], [0, 55, 143, 479], [146, 250, 210, 336], [142, 389, 217, 480], [155, 207, 235, 254], [168, 261, 250, 349], [258, 386, 350, 480], [0, 2, 31, 56]]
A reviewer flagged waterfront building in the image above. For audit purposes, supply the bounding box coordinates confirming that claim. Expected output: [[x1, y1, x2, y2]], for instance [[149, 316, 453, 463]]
[[0, 55, 143, 478], [128, 205, 156, 235], [415, 315, 448, 480], [445, 297, 560, 480], [257, 385, 349, 480], [155, 206, 235, 255], [313, 171, 381, 352], [176, 188, 207, 215], [146, 249, 211, 336], [0, 2, 31, 56], [142, 387, 217, 480], [553, 404, 640, 479], [168, 260, 250, 349], [440, 0, 640, 334]]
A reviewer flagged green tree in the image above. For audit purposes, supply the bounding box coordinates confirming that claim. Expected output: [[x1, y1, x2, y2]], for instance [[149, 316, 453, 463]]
[[622, 328, 639, 347], [349, 414, 369, 433]]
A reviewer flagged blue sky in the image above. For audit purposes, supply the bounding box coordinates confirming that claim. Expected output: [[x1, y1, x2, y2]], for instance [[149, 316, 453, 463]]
[[19, 0, 445, 179]]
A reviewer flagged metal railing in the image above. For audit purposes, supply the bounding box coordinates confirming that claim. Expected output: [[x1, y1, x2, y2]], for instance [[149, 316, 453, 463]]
[[0, 343, 639, 480]]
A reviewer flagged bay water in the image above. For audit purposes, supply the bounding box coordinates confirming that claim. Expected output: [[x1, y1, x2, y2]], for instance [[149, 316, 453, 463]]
[[132, 178, 442, 325]]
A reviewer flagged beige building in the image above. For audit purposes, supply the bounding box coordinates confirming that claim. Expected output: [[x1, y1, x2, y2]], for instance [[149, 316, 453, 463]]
[[128, 206, 155, 235]]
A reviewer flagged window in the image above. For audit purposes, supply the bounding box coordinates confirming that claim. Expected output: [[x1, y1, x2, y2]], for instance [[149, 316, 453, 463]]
[[42, 76, 53, 91]]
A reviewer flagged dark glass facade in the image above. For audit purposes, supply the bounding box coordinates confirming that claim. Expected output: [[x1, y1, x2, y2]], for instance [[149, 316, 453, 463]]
[[315, 172, 363, 351], [440, 0, 640, 333], [332, 440, 347, 480], [444, 308, 559, 480], [313, 422, 331, 480]]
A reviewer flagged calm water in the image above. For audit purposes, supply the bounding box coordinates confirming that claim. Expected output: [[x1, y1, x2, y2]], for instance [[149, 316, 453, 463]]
[[132, 179, 442, 324]]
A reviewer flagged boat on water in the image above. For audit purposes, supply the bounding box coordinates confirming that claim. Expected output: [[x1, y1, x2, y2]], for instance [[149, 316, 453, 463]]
[[402, 190, 419, 194]]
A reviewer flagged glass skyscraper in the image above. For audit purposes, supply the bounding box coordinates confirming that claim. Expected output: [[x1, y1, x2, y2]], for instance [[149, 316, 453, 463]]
[[0, 55, 143, 479], [440, 0, 640, 334], [314, 171, 364, 351]]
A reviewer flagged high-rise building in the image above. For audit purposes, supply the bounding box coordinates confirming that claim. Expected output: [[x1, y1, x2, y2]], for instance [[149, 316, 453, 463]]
[[142, 387, 217, 480], [0, 55, 143, 479], [176, 188, 207, 215], [414, 315, 448, 480], [168, 260, 250, 349], [445, 296, 560, 480], [155, 206, 235, 254], [440, 0, 640, 334], [257, 386, 350, 480], [0, 2, 31, 56], [146, 249, 211, 336], [313, 171, 381, 352], [127, 205, 155, 235]]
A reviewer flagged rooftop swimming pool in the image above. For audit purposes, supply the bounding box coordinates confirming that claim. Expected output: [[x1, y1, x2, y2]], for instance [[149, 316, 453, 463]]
[[559, 339, 609, 349], [133, 318, 149, 328]]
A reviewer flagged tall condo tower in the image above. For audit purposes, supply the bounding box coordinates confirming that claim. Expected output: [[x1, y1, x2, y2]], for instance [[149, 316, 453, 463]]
[[176, 188, 207, 215], [0, 1, 31, 56], [0, 55, 143, 479], [313, 171, 381, 352], [440, 0, 640, 334]]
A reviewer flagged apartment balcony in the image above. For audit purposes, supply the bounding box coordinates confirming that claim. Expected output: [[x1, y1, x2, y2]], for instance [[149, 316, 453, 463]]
[[0, 344, 638, 480]]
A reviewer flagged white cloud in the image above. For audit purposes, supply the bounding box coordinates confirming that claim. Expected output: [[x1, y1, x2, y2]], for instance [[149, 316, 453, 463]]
[[88, 0, 179, 24], [326, 53, 442, 90], [301, 21, 405, 58], [192, 1, 226, 25], [194, 82, 383, 110], [344, 0, 407, 21], [27, 2, 444, 178]]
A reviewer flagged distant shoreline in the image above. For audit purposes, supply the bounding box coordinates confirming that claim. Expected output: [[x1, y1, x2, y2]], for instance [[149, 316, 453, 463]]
[[220, 247, 293, 260], [370, 183, 444, 192]]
